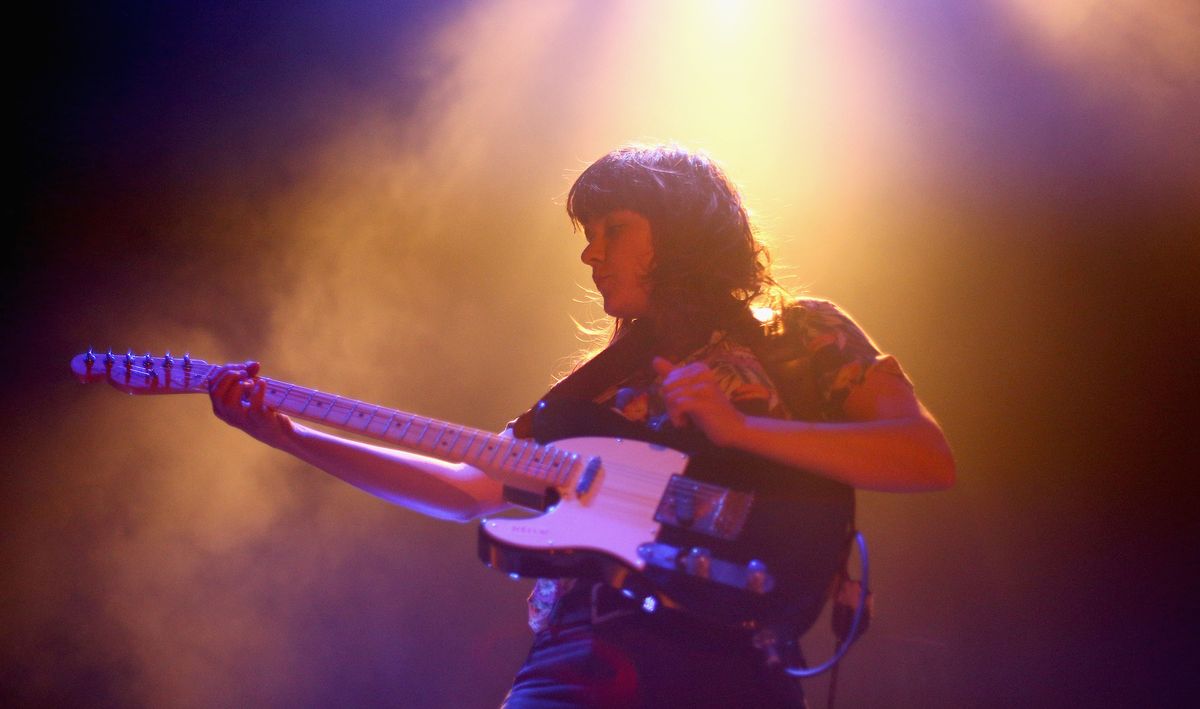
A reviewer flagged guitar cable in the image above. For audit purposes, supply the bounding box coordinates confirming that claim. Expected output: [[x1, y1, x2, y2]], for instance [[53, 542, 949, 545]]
[[784, 530, 871, 679]]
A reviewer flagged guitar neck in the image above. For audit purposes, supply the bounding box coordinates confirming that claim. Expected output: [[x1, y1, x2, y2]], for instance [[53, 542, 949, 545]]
[[249, 374, 579, 493], [145, 359, 581, 495]]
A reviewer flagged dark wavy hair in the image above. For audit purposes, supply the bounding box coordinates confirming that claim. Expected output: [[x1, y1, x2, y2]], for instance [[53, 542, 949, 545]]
[[567, 143, 784, 352]]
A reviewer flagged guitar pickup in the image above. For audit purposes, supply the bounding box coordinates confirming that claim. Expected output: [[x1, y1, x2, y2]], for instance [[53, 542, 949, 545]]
[[653, 475, 753, 540], [575, 456, 603, 497]]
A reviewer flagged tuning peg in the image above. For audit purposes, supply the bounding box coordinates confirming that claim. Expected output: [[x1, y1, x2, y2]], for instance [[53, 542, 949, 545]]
[[84, 347, 95, 366], [124, 350, 134, 367], [105, 349, 115, 366], [183, 353, 192, 370], [163, 351, 174, 369], [142, 353, 154, 370]]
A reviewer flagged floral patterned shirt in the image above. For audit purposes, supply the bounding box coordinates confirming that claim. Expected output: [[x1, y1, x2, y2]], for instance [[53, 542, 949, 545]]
[[524, 298, 909, 632]]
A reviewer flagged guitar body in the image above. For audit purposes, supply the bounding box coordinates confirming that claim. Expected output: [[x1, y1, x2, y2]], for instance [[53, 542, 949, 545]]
[[478, 399, 854, 637]]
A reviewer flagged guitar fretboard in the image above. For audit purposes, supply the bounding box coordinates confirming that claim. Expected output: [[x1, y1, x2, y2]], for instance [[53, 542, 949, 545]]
[[190, 364, 582, 493]]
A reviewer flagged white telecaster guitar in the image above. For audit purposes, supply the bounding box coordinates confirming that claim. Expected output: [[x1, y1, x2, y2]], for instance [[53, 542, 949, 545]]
[[71, 349, 854, 639]]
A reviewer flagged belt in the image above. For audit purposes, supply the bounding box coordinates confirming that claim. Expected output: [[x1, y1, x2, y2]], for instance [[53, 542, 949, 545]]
[[548, 583, 763, 656], [550, 582, 642, 628]]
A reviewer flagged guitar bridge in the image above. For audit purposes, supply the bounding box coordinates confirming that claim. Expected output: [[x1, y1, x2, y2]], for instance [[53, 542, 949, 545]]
[[636, 542, 776, 594], [653, 475, 753, 540]]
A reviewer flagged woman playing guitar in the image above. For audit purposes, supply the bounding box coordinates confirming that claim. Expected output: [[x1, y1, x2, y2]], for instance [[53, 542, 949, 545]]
[[207, 144, 955, 708]]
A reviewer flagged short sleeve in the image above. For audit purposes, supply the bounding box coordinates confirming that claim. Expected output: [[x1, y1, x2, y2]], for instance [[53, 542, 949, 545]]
[[761, 298, 912, 421]]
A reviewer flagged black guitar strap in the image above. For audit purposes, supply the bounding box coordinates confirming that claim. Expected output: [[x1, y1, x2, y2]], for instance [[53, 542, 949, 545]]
[[502, 319, 657, 510], [508, 318, 657, 439]]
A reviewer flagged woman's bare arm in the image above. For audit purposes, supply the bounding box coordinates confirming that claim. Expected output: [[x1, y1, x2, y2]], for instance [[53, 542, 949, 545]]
[[209, 362, 511, 521]]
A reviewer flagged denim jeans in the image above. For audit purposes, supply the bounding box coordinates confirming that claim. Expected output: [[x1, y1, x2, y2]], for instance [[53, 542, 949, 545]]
[[502, 588, 806, 708]]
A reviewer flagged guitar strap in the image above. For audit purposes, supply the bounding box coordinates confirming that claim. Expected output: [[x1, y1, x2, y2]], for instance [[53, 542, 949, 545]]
[[508, 318, 657, 439], [502, 319, 657, 510]]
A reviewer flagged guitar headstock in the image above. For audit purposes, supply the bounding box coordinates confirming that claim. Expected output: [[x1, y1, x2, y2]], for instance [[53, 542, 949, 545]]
[[71, 349, 211, 395]]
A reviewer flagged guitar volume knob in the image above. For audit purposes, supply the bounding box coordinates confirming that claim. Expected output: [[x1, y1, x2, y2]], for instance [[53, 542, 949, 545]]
[[746, 559, 769, 594], [681, 547, 712, 579]]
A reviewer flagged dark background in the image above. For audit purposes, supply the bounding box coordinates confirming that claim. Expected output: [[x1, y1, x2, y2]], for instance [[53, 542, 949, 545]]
[[6, 1, 1197, 706]]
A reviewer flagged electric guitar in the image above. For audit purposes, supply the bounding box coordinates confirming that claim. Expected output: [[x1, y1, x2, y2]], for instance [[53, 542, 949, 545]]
[[71, 349, 854, 640]]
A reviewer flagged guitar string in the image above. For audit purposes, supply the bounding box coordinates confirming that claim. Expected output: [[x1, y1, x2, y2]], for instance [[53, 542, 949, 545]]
[[257, 382, 682, 488], [255, 376, 571, 486], [181, 364, 679, 487], [230, 376, 684, 486], [113, 367, 727, 520], [118, 361, 732, 504]]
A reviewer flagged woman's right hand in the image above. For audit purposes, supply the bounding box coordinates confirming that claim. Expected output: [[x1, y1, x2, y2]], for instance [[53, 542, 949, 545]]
[[208, 361, 298, 451]]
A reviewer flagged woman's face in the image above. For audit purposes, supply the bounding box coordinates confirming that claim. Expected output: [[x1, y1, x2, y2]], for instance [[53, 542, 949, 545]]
[[580, 209, 655, 319]]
